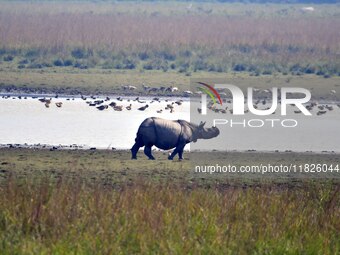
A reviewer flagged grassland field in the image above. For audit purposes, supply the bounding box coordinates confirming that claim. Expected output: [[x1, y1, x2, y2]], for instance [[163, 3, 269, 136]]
[[0, 148, 339, 253], [1, 1, 340, 253], [0, 2, 339, 98]]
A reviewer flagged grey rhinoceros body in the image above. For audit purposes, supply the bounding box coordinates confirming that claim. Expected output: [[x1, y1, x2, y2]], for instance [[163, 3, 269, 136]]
[[131, 117, 219, 160]]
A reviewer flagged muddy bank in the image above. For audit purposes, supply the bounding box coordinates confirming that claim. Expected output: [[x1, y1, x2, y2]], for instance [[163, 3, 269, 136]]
[[0, 148, 338, 189]]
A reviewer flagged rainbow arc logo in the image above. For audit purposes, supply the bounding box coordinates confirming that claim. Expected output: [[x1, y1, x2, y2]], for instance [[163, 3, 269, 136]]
[[197, 82, 223, 105]]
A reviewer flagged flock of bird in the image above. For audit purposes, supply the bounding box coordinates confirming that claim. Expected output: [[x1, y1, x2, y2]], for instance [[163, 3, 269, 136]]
[[200, 99, 340, 116], [82, 95, 184, 113], [1, 86, 339, 116], [0, 94, 185, 114]]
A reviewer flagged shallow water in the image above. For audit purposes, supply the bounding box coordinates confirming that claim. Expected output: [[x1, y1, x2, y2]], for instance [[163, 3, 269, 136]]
[[0, 96, 339, 152], [0, 96, 189, 150]]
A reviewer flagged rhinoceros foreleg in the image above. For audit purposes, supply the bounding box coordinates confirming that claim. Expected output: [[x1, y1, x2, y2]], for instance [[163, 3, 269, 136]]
[[178, 148, 185, 160], [144, 145, 155, 160]]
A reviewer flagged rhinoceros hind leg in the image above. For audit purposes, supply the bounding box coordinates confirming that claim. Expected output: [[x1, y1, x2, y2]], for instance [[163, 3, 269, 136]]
[[130, 146, 138, 159], [131, 139, 144, 159], [144, 145, 155, 160]]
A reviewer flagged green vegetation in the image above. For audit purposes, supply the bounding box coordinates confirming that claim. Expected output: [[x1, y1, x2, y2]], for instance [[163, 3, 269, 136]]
[[0, 2, 339, 78], [1, 1, 339, 253], [1, 69, 339, 100], [1, 179, 339, 254], [0, 149, 339, 254]]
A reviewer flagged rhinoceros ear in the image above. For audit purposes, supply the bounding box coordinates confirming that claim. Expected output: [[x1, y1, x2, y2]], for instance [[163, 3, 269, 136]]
[[199, 121, 206, 128]]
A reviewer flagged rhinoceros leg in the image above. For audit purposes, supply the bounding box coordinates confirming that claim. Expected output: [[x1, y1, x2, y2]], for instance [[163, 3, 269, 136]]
[[144, 145, 155, 160], [131, 143, 140, 159], [178, 148, 184, 160], [131, 136, 144, 159], [168, 142, 186, 160]]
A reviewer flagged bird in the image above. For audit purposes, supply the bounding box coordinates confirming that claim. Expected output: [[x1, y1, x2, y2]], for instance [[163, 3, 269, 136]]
[[109, 102, 117, 107], [113, 105, 123, 111], [138, 105, 149, 111], [55, 102, 63, 108], [317, 110, 327, 116], [94, 100, 104, 105], [156, 109, 163, 113], [96, 105, 108, 111], [126, 104, 132, 110], [165, 103, 174, 110], [325, 105, 333, 111], [39, 98, 51, 104]]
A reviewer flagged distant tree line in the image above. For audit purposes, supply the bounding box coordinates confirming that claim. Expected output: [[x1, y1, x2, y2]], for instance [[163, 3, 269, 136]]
[[1, 0, 338, 4]]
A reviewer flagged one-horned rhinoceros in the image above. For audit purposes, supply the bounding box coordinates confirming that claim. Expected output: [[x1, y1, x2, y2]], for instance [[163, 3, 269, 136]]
[[131, 117, 220, 160]]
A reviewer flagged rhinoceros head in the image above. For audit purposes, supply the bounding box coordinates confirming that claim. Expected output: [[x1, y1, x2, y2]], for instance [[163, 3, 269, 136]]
[[194, 121, 220, 141]]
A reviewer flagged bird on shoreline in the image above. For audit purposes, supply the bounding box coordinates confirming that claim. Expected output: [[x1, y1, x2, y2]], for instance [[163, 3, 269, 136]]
[[113, 105, 123, 111], [317, 110, 327, 116], [55, 102, 63, 108], [138, 105, 149, 111], [96, 105, 108, 111]]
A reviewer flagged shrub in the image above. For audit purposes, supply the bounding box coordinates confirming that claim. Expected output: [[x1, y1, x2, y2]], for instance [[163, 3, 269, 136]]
[[262, 70, 273, 75], [290, 64, 301, 72], [179, 50, 192, 58], [316, 70, 325, 76], [25, 49, 41, 58], [18, 59, 29, 65], [27, 63, 43, 69], [143, 62, 153, 70], [3, 55, 14, 61], [71, 48, 87, 59], [157, 50, 176, 61], [138, 52, 149, 61], [193, 59, 207, 71], [143, 59, 167, 71], [233, 64, 247, 72], [122, 58, 136, 69], [304, 67, 315, 74], [53, 59, 64, 66], [63, 59, 73, 66], [74, 61, 87, 69]]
